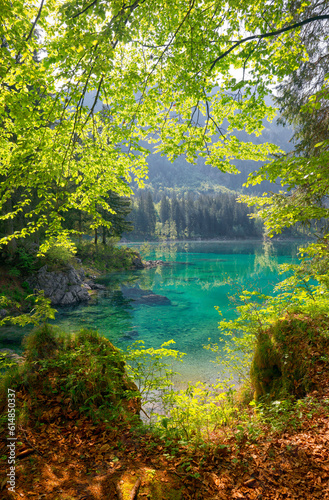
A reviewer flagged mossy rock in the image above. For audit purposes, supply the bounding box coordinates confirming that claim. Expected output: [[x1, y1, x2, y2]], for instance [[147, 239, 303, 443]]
[[251, 313, 329, 400], [0, 326, 141, 423]]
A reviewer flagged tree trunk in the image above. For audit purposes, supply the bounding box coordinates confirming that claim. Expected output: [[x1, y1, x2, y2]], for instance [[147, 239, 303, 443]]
[[6, 198, 17, 256], [78, 210, 82, 243]]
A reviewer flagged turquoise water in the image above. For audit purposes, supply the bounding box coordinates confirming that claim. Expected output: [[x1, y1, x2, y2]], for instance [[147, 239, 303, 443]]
[[0, 240, 299, 384], [53, 240, 299, 384]]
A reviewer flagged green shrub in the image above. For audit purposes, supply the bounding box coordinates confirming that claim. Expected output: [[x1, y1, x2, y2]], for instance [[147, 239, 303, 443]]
[[0, 352, 19, 376], [22, 323, 59, 362], [8, 267, 21, 278], [0, 327, 141, 425], [42, 245, 75, 270], [75, 240, 137, 272], [251, 313, 329, 400], [16, 246, 37, 273]]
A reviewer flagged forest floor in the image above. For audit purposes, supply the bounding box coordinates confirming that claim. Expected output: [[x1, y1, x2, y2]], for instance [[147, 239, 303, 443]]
[[1, 371, 329, 500]]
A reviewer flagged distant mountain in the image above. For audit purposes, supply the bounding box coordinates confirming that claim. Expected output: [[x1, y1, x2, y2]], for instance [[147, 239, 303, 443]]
[[139, 119, 293, 199], [83, 89, 294, 198]]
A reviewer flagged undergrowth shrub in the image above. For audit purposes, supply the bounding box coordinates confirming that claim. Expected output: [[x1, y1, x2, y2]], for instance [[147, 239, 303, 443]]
[[124, 339, 185, 418], [251, 313, 329, 400], [75, 240, 138, 272], [0, 327, 140, 425], [159, 382, 237, 449], [16, 245, 38, 273], [124, 341, 251, 449], [40, 245, 75, 271], [23, 323, 59, 362]]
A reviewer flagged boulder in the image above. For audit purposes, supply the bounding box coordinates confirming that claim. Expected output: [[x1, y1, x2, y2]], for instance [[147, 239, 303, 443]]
[[0, 309, 8, 319], [27, 265, 90, 307], [86, 281, 107, 290], [131, 252, 144, 269]]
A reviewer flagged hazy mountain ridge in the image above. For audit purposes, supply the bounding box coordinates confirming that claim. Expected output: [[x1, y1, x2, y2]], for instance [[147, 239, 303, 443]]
[[82, 91, 293, 198], [140, 119, 293, 199]]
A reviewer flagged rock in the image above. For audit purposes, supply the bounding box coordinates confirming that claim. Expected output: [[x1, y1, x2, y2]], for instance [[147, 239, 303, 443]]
[[131, 252, 144, 269], [121, 329, 139, 340], [141, 294, 171, 305], [27, 265, 90, 307], [120, 284, 171, 306], [86, 281, 107, 290], [77, 267, 85, 280], [0, 348, 24, 364], [143, 260, 168, 268], [0, 309, 8, 319]]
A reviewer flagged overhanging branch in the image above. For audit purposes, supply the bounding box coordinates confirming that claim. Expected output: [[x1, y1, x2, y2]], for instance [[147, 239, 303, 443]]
[[71, 0, 98, 19], [26, 0, 45, 42], [210, 15, 329, 71]]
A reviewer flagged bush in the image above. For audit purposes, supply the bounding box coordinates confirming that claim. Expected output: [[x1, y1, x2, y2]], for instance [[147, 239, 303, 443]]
[[22, 323, 59, 362], [251, 313, 329, 400], [76, 240, 137, 272], [42, 245, 75, 270], [0, 327, 141, 424], [16, 246, 38, 273]]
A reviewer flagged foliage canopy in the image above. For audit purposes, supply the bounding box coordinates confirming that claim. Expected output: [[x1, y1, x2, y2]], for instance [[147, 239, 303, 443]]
[[240, 0, 329, 254], [2, 0, 326, 251]]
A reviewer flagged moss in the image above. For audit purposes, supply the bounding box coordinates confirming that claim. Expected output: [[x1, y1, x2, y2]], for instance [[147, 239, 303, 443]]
[[251, 313, 329, 401], [0, 326, 141, 424]]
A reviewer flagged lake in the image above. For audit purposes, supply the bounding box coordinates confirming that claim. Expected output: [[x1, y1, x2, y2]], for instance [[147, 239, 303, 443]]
[[53, 240, 300, 385]]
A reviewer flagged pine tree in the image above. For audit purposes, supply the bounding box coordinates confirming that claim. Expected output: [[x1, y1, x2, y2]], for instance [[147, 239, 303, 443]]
[[145, 192, 157, 236], [160, 195, 171, 224]]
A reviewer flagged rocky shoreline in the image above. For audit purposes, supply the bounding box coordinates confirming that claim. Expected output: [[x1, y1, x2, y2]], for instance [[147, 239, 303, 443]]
[[25, 257, 169, 308]]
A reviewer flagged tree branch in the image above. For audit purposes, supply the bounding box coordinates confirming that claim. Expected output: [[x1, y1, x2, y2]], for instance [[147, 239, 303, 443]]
[[210, 15, 329, 71], [71, 0, 144, 19], [26, 0, 45, 42], [71, 0, 98, 19], [83, 75, 104, 126]]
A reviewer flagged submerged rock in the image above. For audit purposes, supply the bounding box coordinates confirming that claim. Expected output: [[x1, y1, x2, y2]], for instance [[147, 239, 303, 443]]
[[131, 257, 170, 269], [120, 284, 171, 305], [86, 281, 107, 291], [121, 329, 139, 340]]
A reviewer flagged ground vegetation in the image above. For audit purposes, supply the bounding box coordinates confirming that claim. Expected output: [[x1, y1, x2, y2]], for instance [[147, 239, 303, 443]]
[[1, 292, 329, 498]]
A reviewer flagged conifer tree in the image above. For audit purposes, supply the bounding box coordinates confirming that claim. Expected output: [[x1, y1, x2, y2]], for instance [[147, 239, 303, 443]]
[[160, 195, 171, 224]]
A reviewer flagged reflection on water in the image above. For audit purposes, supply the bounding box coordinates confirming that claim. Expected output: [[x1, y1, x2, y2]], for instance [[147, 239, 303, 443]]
[[54, 240, 300, 384], [0, 240, 301, 384]]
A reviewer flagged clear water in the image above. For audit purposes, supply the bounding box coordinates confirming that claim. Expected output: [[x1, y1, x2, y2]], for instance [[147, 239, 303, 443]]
[[54, 240, 299, 384], [0, 240, 300, 385]]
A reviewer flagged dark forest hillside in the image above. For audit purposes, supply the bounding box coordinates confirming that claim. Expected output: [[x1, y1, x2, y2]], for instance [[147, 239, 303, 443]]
[[135, 118, 293, 197]]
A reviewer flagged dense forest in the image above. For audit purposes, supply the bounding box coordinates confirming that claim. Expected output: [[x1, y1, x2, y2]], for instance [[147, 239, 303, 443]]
[[127, 191, 261, 239]]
